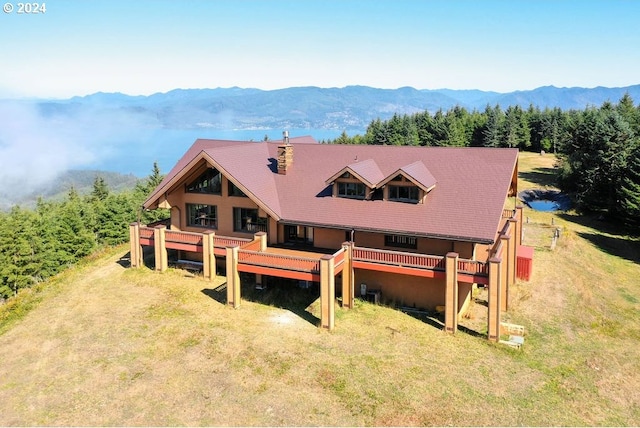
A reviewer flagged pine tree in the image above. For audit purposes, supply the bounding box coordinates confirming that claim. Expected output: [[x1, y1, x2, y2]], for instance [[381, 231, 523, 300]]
[[91, 176, 110, 201], [619, 146, 640, 230]]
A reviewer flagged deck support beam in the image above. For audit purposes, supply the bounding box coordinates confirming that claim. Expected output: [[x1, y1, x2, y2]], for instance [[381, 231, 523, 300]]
[[508, 217, 518, 285], [487, 257, 502, 342], [320, 255, 335, 330], [515, 205, 524, 247], [341, 242, 354, 309], [226, 246, 241, 309], [445, 252, 459, 334], [203, 230, 216, 281], [153, 225, 168, 272], [256, 231, 267, 252], [500, 233, 511, 312], [129, 222, 142, 268]]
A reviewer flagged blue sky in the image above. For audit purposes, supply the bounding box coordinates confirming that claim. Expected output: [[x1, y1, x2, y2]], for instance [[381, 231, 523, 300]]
[[1, 0, 639, 98]]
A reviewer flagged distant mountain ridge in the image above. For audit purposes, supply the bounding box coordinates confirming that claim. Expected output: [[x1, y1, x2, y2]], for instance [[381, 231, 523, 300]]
[[21, 84, 640, 130]]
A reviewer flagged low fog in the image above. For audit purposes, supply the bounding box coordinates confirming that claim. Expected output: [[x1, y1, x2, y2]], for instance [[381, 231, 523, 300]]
[[0, 100, 162, 205]]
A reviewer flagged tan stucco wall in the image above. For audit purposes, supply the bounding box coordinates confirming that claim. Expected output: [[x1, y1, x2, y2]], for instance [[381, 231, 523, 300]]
[[313, 228, 346, 249], [355, 269, 445, 309], [355, 269, 473, 314], [165, 170, 262, 238]]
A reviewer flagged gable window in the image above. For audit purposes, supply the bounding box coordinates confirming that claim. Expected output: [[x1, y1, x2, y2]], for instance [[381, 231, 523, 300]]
[[338, 182, 366, 199], [388, 185, 419, 203], [233, 207, 266, 233], [186, 168, 221, 194], [384, 234, 417, 249], [187, 204, 217, 229], [228, 181, 247, 197]]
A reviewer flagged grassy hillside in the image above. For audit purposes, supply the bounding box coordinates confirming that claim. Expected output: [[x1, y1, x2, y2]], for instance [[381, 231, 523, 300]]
[[0, 153, 639, 426]]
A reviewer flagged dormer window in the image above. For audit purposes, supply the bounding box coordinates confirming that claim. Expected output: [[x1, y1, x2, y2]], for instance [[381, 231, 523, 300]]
[[186, 168, 221, 194], [388, 185, 420, 203], [338, 182, 366, 199]]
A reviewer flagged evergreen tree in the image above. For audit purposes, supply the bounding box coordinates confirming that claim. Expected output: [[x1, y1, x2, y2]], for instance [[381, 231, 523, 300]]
[[482, 104, 504, 147], [91, 175, 110, 201], [619, 146, 640, 230], [0, 207, 43, 297]]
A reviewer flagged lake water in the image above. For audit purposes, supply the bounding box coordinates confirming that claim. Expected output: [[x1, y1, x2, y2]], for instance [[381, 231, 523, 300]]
[[88, 128, 361, 177]]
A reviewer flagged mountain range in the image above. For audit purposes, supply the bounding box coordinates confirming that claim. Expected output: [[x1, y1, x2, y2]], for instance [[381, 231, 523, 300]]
[[34, 84, 640, 131]]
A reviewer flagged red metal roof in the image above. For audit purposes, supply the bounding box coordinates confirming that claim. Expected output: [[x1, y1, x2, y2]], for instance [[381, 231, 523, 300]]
[[379, 160, 437, 191], [144, 136, 518, 244], [325, 158, 385, 188]]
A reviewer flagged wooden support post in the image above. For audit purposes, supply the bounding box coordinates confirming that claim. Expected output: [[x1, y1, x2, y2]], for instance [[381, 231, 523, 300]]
[[487, 257, 502, 342], [202, 230, 216, 281], [508, 218, 518, 286], [445, 252, 459, 334], [340, 242, 354, 309], [129, 222, 141, 268], [226, 246, 241, 309], [515, 205, 524, 247], [153, 225, 167, 272], [320, 255, 335, 330], [255, 231, 267, 252], [500, 233, 511, 312]]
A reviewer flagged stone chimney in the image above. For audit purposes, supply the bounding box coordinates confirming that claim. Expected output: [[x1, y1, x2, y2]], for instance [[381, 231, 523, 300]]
[[277, 130, 293, 175]]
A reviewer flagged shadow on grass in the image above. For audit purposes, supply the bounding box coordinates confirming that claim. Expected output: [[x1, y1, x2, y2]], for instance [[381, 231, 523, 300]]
[[201, 283, 228, 305], [243, 278, 321, 326], [519, 166, 558, 188], [401, 309, 486, 339], [116, 252, 131, 268], [557, 212, 640, 264], [201, 275, 321, 326], [577, 232, 640, 264], [116, 246, 159, 269]]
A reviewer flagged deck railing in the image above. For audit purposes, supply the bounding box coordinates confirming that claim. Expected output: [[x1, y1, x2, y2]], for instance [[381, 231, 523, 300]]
[[137, 226, 488, 277], [502, 209, 515, 219], [165, 230, 203, 245], [353, 246, 445, 270], [139, 227, 155, 239], [241, 239, 262, 252], [238, 250, 321, 273], [457, 259, 488, 275], [333, 248, 345, 269], [214, 236, 252, 248]]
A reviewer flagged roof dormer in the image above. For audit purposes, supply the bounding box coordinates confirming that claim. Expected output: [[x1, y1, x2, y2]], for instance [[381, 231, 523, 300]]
[[378, 161, 437, 204], [325, 159, 384, 189]]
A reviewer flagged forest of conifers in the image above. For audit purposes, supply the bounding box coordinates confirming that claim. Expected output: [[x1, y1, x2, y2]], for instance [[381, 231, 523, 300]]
[[326, 94, 640, 228], [1, 95, 639, 299], [0, 164, 168, 299]]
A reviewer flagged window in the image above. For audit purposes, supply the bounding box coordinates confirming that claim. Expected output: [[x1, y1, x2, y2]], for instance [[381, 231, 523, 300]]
[[233, 207, 266, 233], [385, 234, 417, 249], [338, 182, 366, 199], [388, 185, 419, 202], [187, 204, 217, 229], [186, 168, 221, 194], [228, 181, 247, 197]]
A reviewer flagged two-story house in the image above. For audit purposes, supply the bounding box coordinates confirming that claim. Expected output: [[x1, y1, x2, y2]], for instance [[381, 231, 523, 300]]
[[131, 133, 527, 340]]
